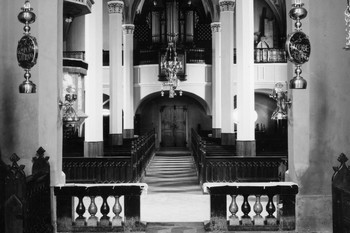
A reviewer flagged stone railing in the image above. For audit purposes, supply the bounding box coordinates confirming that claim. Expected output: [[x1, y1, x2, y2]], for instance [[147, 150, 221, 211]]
[[203, 182, 299, 232], [54, 183, 147, 232]]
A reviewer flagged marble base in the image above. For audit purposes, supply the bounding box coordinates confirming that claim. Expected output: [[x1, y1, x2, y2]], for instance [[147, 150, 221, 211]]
[[100, 218, 110, 227], [253, 216, 264, 226], [109, 133, 123, 146], [87, 216, 98, 226], [229, 216, 240, 226], [221, 133, 235, 145], [236, 140, 256, 156], [123, 129, 134, 139], [84, 141, 104, 157], [212, 128, 221, 138], [75, 218, 85, 227], [241, 217, 253, 226], [112, 216, 122, 227]]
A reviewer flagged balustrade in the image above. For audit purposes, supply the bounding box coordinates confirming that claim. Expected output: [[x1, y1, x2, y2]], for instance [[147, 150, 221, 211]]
[[203, 182, 299, 231], [54, 183, 147, 232]]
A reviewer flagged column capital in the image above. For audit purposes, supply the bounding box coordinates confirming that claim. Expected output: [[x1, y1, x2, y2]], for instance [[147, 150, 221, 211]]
[[107, 1, 124, 14], [219, 0, 236, 12], [211, 22, 221, 33], [122, 24, 135, 34]]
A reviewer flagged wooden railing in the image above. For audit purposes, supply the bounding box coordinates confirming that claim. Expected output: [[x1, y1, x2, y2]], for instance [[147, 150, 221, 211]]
[[2, 147, 52, 233], [54, 183, 147, 232], [191, 129, 287, 184], [203, 182, 299, 232], [63, 129, 156, 183]]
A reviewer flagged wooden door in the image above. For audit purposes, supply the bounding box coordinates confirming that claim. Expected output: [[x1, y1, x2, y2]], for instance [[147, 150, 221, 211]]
[[161, 105, 186, 147]]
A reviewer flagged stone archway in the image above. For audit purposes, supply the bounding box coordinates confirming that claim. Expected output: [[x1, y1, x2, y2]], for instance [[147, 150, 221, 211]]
[[135, 92, 211, 148]]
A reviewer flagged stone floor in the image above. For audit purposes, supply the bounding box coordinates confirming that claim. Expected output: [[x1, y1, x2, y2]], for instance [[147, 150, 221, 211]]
[[141, 149, 210, 223]]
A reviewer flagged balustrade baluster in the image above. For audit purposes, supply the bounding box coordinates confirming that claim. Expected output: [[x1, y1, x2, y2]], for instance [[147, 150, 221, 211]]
[[266, 194, 277, 225], [100, 195, 110, 226], [87, 196, 98, 226], [112, 196, 123, 227], [229, 195, 239, 226], [75, 195, 86, 226], [241, 194, 252, 225], [253, 195, 264, 226]]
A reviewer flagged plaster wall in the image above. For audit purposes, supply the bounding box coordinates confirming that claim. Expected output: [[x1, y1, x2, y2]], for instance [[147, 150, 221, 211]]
[[288, 0, 350, 232], [0, 0, 63, 185], [0, 0, 39, 175]]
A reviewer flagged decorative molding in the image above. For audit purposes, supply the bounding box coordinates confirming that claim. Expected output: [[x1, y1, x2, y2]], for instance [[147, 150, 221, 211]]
[[122, 24, 135, 34], [219, 0, 235, 12], [107, 0, 124, 14], [211, 22, 221, 33]]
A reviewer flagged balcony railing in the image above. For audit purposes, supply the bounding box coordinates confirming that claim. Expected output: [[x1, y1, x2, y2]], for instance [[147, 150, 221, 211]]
[[64, 0, 95, 17], [63, 51, 85, 60], [203, 182, 299, 232]]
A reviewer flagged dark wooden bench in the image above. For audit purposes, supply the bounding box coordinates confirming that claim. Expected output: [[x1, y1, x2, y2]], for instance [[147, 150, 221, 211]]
[[332, 153, 350, 233], [191, 129, 287, 184]]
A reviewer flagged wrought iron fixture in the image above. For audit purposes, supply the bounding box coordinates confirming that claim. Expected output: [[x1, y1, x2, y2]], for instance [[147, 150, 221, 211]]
[[285, 0, 311, 89], [59, 90, 87, 128], [345, 0, 350, 49], [160, 36, 183, 98], [17, 0, 38, 93], [270, 82, 292, 120]]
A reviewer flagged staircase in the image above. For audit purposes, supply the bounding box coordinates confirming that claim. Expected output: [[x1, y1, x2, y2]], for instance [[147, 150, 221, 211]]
[[141, 149, 209, 232]]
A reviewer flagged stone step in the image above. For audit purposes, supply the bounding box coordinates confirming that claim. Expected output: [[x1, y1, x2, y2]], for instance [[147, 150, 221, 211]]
[[146, 222, 205, 233]]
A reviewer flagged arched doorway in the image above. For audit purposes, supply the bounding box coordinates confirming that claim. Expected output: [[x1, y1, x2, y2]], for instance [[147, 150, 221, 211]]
[[135, 92, 211, 148]]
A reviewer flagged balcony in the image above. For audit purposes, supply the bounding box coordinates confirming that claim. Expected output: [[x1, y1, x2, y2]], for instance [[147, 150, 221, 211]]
[[64, 0, 95, 18]]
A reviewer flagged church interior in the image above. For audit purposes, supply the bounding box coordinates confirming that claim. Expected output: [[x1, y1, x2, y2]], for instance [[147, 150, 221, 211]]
[[1, 0, 350, 232]]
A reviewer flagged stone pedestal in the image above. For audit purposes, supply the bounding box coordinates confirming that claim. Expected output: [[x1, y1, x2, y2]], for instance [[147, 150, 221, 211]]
[[112, 216, 122, 227], [236, 140, 256, 156], [86, 216, 98, 226]]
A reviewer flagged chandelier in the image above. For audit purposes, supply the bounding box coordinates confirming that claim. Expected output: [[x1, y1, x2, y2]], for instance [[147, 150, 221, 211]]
[[160, 37, 183, 98]]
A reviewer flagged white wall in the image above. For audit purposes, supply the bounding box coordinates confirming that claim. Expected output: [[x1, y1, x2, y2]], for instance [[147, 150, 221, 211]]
[[102, 63, 288, 114]]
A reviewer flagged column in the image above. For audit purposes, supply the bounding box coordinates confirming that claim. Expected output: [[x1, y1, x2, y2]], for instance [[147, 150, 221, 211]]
[[108, 1, 124, 145], [236, 0, 256, 156], [211, 22, 222, 138], [84, 0, 104, 156], [123, 24, 135, 138], [220, 0, 235, 145]]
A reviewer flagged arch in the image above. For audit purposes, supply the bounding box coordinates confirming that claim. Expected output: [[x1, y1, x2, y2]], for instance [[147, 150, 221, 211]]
[[135, 90, 211, 116]]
